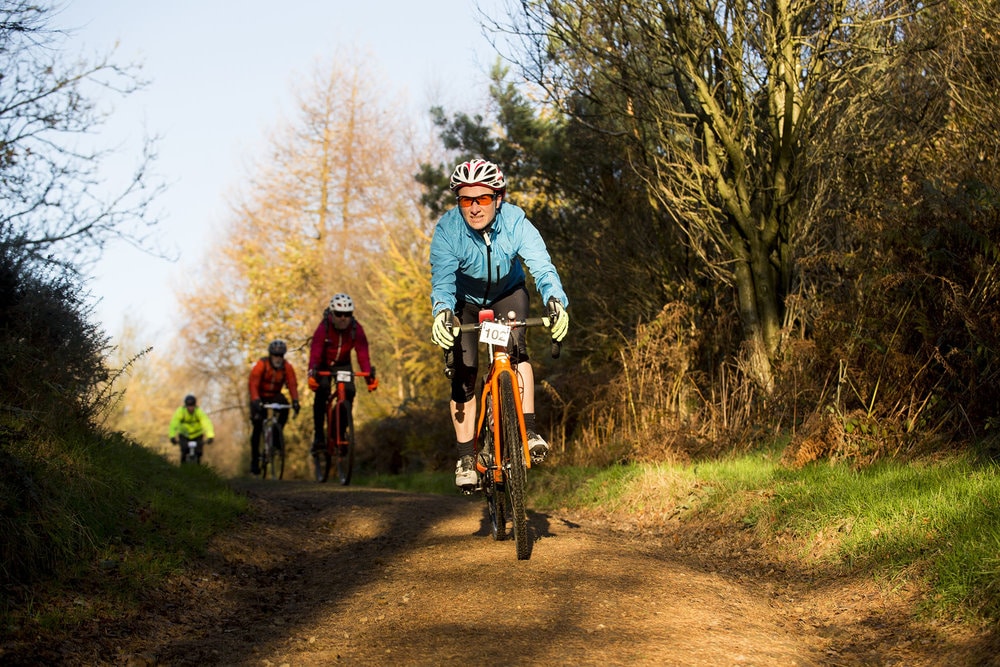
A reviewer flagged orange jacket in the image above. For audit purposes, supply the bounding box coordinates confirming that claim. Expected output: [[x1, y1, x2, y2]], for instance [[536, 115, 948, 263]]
[[248, 357, 299, 402]]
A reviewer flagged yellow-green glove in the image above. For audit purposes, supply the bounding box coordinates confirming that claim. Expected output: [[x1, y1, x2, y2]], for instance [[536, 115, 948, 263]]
[[548, 298, 569, 342], [432, 310, 456, 349]]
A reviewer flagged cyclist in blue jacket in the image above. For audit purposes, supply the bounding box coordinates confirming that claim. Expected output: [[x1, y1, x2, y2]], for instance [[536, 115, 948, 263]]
[[430, 158, 569, 488]]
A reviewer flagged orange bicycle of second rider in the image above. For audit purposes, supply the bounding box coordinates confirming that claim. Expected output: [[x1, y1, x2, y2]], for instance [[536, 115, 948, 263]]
[[313, 368, 373, 485]]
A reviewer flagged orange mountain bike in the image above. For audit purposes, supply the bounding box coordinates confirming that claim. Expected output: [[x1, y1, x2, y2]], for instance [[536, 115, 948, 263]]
[[444, 306, 561, 560], [313, 368, 373, 485]]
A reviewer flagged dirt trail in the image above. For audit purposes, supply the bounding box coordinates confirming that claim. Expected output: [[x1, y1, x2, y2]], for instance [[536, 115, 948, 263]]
[[6, 481, 998, 666]]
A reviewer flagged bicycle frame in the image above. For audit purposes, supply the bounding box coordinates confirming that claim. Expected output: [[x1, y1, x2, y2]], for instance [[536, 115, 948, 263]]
[[259, 402, 289, 480], [319, 370, 369, 448], [474, 312, 531, 484], [181, 435, 201, 464], [260, 402, 289, 428], [445, 307, 560, 559], [314, 368, 372, 484]]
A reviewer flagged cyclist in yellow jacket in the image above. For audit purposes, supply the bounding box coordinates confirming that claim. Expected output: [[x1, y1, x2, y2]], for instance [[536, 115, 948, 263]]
[[168, 394, 215, 464]]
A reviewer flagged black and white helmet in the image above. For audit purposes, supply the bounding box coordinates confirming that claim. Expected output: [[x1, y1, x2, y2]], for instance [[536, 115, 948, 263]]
[[329, 293, 354, 312], [268, 339, 287, 356], [449, 158, 506, 193]]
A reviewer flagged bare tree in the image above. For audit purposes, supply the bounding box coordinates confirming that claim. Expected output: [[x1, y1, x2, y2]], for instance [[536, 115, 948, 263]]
[[0, 0, 162, 265], [496, 0, 922, 390]]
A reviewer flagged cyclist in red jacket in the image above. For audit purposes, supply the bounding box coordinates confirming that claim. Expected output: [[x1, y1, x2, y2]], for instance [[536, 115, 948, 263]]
[[248, 339, 300, 475], [307, 293, 378, 452]]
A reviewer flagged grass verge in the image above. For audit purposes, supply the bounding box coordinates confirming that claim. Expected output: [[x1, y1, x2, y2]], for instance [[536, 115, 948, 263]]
[[0, 419, 247, 634]]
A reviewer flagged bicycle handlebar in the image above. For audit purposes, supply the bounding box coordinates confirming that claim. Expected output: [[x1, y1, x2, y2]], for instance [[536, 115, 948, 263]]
[[442, 309, 561, 378], [315, 369, 374, 379], [451, 316, 548, 334], [260, 403, 291, 410]]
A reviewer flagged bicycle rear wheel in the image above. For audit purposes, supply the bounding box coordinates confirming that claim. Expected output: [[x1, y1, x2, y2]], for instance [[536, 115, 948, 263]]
[[479, 396, 506, 540], [337, 409, 355, 485], [499, 373, 530, 559]]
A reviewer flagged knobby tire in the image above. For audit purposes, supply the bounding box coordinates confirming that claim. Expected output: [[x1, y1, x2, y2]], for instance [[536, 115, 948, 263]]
[[499, 373, 530, 559], [480, 396, 505, 540]]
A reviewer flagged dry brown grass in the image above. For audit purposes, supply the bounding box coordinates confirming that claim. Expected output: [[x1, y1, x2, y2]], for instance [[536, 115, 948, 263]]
[[556, 302, 769, 466]]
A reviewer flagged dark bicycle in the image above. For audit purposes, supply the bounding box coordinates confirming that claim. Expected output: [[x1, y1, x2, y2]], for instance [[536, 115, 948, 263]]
[[179, 435, 204, 465], [258, 403, 290, 480]]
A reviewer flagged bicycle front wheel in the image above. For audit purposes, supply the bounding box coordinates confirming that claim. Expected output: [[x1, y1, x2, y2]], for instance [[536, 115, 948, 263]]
[[499, 373, 530, 560], [261, 423, 272, 479], [263, 422, 284, 480], [316, 398, 337, 483], [479, 396, 505, 540], [273, 425, 285, 479], [337, 409, 355, 485]]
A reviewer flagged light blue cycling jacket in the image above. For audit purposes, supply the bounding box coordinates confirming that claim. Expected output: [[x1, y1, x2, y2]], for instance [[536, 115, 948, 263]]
[[430, 202, 568, 316]]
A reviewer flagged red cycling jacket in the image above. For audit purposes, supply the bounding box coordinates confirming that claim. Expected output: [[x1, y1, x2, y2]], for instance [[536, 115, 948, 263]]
[[248, 357, 299, 402], [308, 315, 372, 375]]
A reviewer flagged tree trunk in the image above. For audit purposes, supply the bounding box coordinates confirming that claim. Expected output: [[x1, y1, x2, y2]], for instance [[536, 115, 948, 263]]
[[731, 226, 777, 392]]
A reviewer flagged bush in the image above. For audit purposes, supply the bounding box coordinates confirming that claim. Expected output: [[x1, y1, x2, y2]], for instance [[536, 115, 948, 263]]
[[0, 243, 110, 428]]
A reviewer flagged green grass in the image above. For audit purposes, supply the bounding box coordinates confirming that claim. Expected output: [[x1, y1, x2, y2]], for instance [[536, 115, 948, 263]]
[[362, 445, 1000, 624], [685, 451, 1000, 620], [0, 419, 247, 630]]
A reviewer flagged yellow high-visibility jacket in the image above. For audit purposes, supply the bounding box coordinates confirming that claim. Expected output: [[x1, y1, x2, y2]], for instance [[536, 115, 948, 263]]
[[168, 406, 215, 440]]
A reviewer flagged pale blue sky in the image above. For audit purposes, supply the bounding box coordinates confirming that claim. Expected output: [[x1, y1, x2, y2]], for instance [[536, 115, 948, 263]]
[[60, 0, 507, 348]]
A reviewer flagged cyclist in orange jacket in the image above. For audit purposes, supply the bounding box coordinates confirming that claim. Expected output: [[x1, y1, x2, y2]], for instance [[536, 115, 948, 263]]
[[307, 293, 378, 452], [248, 339, 300, 475]]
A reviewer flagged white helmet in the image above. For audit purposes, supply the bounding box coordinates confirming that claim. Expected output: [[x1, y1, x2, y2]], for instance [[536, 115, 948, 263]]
[[449, 158, 506, 193], [328, 293, 354, 312]]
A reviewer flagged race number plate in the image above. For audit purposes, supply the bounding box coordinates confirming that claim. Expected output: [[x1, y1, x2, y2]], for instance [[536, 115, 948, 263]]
[[336, 370, 353, 383], [479, 320, 511, 347]]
